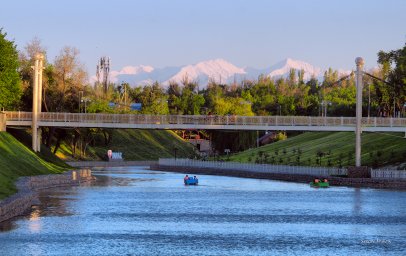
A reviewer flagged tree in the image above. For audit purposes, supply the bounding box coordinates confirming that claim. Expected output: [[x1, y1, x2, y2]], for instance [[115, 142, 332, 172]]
[[18, 37, 47, 111], [298, 69, 305, 85], [179, 82, 204, 115], [132, 82, 169, 114], [0, 29, 22, 110], [39, 46, 87, 153], [167, 82, 182, 114], [377, 43, 406, 117], [288, 68, 297, 86], [52, 46, 88, 112]]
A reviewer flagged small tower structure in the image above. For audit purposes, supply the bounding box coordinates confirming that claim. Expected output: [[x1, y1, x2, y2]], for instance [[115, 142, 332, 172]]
[[96, 57, 110, 95]]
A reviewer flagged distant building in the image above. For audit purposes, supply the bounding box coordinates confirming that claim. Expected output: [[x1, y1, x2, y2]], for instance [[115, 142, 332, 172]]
[[181, 130, 212, 155], [130, 103, 142, 111]]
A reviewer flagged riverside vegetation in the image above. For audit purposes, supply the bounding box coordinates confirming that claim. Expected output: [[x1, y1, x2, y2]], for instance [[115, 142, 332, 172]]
[[219, 132, 406, 169], [0, 133, 68, 200]]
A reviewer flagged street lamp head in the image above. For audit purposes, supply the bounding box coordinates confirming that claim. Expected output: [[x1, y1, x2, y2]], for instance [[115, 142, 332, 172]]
[[35, 53, 44, 60], [355, 57, 364, 66]]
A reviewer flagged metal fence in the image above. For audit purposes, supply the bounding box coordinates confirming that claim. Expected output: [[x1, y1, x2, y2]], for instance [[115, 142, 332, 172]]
[[4, 111, 406, 129], [159, 158, 347, 177], [370, 169, 406, 179]]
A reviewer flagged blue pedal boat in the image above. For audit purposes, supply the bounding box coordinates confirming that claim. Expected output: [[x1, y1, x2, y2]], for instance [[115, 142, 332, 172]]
[[184, 177, 198, 185]]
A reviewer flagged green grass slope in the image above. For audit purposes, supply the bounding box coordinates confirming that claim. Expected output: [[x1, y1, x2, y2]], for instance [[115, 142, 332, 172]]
[[7, 129, 71, 168], [0, 132, 68, 199], [55, 129, 197, 161], [223, 132, 406, 169]]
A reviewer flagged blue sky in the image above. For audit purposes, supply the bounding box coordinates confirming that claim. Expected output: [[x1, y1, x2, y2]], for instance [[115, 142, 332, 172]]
[[1, 0, 405, 74]]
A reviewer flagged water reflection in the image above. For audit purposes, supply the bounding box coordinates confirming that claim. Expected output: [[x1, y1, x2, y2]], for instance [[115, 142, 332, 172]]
[[28, 205, 41, 233], [352, 188, 362, 215]]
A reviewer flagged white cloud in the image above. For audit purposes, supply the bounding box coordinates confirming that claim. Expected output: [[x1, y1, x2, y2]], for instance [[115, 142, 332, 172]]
[[89, 65, 154, 84]]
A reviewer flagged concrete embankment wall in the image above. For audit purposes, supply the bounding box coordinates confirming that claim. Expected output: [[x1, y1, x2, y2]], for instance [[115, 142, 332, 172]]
[[0, 169, 93, 223], [67, 161, 157, 168], [151, 165, 406, 190]]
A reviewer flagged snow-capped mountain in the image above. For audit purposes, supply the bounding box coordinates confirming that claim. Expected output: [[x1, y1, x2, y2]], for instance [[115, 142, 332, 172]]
[[107, 58, 346, 88], [164, 58, 246, 86], [268, 58, 322, 80]]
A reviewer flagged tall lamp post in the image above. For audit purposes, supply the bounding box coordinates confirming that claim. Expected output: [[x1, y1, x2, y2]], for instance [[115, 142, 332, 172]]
[[355, 57, 364, 167], [81, 97, 91, 113], [32, 53, 44, 152], [79, 90, 83, 113], [368, 83, 371, 118], [322, 101, 332, 117], [173, 147, 178, 160]]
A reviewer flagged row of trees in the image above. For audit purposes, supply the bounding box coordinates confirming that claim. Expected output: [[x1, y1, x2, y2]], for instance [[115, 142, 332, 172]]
[[1, 30, 405, 118]]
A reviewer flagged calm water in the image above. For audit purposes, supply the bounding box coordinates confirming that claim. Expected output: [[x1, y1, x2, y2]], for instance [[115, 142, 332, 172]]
[[0, 167, 405, 256]]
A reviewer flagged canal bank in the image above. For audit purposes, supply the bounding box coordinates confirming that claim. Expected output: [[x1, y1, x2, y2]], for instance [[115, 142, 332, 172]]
[[67, 160, 157, 168], [151, 159, 406, 190], [0, 169, 94, 223]]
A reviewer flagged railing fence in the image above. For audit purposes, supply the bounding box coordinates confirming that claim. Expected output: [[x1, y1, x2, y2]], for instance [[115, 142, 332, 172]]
[[159, 159, 406, 180], [370, 169, 406, 179], [4, 111, 406, 128], [159, 158, 347, 177]]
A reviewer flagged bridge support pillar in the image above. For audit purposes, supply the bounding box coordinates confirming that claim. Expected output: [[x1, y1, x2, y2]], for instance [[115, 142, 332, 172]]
[[32, 53, 44, 152], [0, 113, 6, 131], [355, 57, 364, 167]]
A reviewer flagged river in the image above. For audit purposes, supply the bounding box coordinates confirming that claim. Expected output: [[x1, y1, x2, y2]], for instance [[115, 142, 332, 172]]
[[0, 166, 405, 255]]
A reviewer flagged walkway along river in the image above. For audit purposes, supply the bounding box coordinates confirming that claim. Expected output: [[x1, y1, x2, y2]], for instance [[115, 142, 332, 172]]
[[0, 166, 405, 255]]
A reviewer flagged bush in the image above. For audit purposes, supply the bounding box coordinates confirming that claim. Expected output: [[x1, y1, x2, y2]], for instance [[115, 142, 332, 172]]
[[275, 132, 287, 141]]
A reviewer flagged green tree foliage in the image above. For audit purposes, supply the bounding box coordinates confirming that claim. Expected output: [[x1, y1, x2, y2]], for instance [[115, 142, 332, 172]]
[[52, 46, 88, 112], [178, 81, 205, 115], [249, 76, 276, 115], [130, 82, 169, 114], [377, 43, 406, 117], [0, 29, 22, 109], [86, 99, 115, 113], [18, 37, 48, 111], [167, 82, 182, 114]]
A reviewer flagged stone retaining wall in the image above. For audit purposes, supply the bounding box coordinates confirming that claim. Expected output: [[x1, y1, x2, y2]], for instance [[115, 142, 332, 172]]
[[67, 161, 157, 168], [151, 165, 406, 190], [0, 169, 93, 223]]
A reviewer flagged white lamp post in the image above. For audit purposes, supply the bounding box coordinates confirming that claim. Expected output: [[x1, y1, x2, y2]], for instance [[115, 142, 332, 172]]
[[355, 57, 364, 167], [32, 53, 44, 152]]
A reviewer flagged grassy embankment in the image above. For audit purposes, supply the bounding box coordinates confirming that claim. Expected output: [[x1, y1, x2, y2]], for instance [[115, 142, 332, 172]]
[[222, 132, 406, 169], [0, 132, 69, 200], [52, 129, 197, 161]]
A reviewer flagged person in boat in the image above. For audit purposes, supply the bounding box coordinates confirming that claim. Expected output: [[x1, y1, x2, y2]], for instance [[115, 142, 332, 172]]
[[314, 178, 320, 183], [184, 175, 189, 181], [323, 178, 328, 182], [193, 176, 197, 180]]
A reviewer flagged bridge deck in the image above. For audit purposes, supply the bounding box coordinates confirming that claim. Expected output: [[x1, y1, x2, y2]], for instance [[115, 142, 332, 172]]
[[3, 111, 406, 132]]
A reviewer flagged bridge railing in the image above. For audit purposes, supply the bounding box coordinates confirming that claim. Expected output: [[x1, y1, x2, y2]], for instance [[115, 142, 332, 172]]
[[4, 111, 406, 128], [159, 158, 347, 177]]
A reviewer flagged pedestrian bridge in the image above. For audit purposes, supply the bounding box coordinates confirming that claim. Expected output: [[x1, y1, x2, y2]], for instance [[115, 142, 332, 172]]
[[3, 111, 406, 132]]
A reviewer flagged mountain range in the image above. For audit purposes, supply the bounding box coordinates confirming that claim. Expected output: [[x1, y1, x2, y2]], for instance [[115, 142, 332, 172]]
[[102, 58, 349, 88]]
